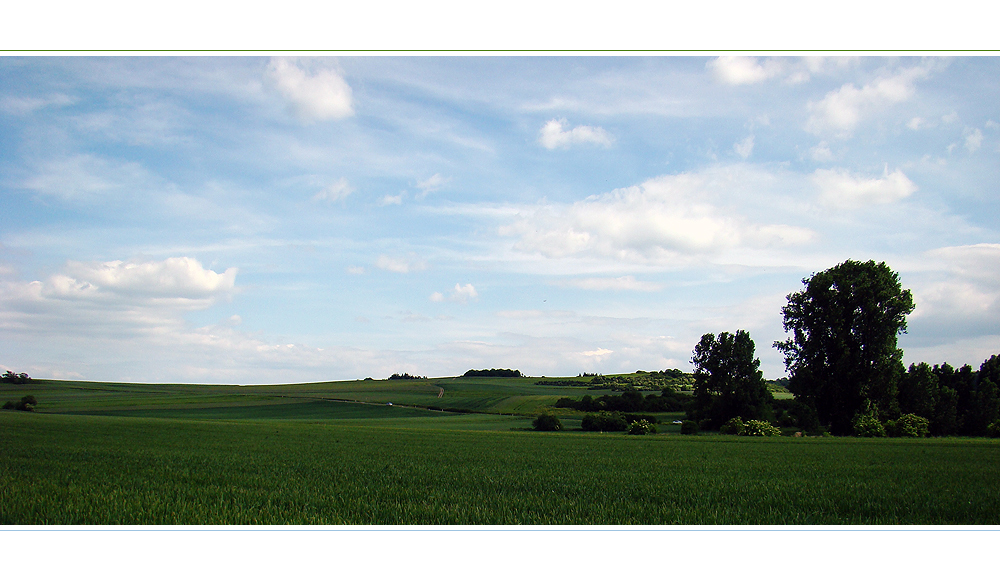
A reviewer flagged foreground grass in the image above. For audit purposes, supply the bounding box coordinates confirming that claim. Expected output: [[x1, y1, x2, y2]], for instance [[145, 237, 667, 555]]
[[4, 412, 999, 525]]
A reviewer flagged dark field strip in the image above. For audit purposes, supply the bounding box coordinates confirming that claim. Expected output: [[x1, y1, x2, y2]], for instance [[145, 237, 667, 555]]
[[3, 412, 1000, 525], [64, 399, 446, 420]]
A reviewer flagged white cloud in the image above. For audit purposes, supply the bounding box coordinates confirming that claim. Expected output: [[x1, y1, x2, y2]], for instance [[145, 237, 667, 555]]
[[499, 169, 814, 264], [964, 128, 983, 153], [346, 266, 366, 275], [810, 141, 835, 162], [581, 348, 613, 358], [806, 64, 931, 137], [539, 118, 613, 149], [416, 173, 450, 198], [431, 283, 478, 303], [813, 166, 917, 209], [375, 254, 427, 273], [907, 117, 928, 130], [557, 276, 662, 292], [733, 135, 754, 159], [60, 257, 237, 301], [0, 93, 75, 115], [23, 154, 158, 203], [266, 57, 353, 122], [707, 56, 783, 85], [379, 194, 403, 206], [313, 178, 353, 202]]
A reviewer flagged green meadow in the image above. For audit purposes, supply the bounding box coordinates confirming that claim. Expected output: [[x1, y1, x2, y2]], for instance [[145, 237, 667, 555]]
[[3, 376, 1000, 525]]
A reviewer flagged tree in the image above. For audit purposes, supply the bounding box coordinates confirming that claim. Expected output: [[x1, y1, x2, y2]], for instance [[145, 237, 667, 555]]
[[532, 412, 563, 431], [774, 260, 915, 435], [690, 330, 772, 429]]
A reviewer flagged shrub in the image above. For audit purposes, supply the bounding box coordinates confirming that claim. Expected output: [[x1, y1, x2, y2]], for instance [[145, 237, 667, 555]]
[[719, 416, 746, 435], [886, 414, 930, 438], [853, 412, 886, 437], [627, 419, 656, 435], [987, 421, 1000, 439], [581, 412, 629, 432], [532, 413, 563, 431], [680, 420, 699, 435], [744, 419, 781, 437], [3, 395, 37, 412]]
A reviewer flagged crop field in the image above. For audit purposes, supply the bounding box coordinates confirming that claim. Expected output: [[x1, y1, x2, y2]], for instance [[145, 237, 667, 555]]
[[3, 376, 1000, 525]]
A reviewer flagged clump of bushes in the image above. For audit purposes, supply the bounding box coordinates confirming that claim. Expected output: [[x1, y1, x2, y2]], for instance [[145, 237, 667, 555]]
[[581, 412, 629, 432], [1, 371, 31, 384], [743, 419, 781, 437], [627, 419, 656, 435], [852, 410, 886, 437], [680, 420, 699, 435], [987, 421, 1000, 439], [533, 412, 563, 431], [886, 414, 930, 438], [2, 395, 37, 412], [719, 416, 746, 435]]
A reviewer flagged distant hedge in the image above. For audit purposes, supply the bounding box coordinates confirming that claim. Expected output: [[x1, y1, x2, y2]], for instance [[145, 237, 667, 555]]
[[463, 369, 522, 378]]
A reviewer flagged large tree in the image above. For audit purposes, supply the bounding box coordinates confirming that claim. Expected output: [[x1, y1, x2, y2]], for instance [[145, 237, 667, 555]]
[[690, 329, 772, 429], [774, 260, 915, 435]]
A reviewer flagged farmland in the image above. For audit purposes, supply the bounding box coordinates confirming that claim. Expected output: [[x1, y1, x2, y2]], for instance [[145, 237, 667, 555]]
[[3, 375, 1000, 525]]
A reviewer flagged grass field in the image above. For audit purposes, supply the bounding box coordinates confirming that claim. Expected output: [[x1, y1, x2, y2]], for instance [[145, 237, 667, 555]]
[[3, 376, 1000, 525]]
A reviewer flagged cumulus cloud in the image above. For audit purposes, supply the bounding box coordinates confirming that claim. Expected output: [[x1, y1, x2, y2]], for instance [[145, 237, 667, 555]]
[[733, 135, 754, 159], [379, 194, 403, 206], [313, 178, 353, 202], [266, 57, 353, 122], [539, 118, 613, 149], [375, 254, 427, 273], [813, 166, 917, 209], [964, 128, 983, 153], [499, 169, 814, 263], [707, 56, 784, 85], [806, 64, 931, 137], [557, 276, 662, 292], [430, 283, 478, 303], [904, 244, 1000, 355], [59, 257, 237, 301], [810, 141, 835, 162]]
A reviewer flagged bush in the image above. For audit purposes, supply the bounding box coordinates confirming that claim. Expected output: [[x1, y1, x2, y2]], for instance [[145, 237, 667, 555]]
[[853, 412, 886, 437], [627, 419, 656, 435], [1, 371, 31, 384], [532, 413, 563, 431], [987, 421, 1000, 439], [719, 416, 746, 435], [744, 419, 781, 437], [680, 420, 699, 435], [886, 413, 930, 438], [2, 395, 37, 412], [581, 412, 630, 432]]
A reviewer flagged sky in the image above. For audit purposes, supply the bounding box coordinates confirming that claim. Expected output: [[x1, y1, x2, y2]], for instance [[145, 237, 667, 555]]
[[1, 55, 998, 383]]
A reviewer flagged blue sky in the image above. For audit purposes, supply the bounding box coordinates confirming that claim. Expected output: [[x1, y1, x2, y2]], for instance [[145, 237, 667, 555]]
[[1, 55, 998, 383]]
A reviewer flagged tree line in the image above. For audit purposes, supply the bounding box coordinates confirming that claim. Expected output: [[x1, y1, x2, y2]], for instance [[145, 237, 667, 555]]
[[688, 259, 1000, 437]]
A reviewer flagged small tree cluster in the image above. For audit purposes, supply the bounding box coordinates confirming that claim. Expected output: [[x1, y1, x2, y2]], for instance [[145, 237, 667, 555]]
[[387, 373, 427, 380], [1, 371, 31, 384], [532, 412, 563, 431], [464, 368, 521, 378], [2, 395, 37, 411]]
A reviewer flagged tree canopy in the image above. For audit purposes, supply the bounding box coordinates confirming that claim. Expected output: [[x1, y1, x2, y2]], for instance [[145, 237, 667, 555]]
[[690, 329, 772, 429], [774, 260, 915, 435]]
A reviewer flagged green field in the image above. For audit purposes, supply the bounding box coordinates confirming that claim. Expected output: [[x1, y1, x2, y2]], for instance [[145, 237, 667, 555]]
[[3, 376, 1000, 525]]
